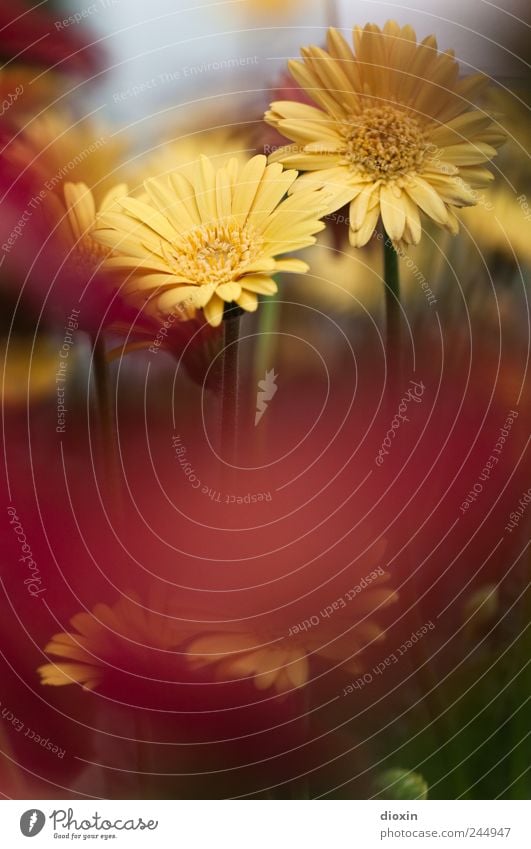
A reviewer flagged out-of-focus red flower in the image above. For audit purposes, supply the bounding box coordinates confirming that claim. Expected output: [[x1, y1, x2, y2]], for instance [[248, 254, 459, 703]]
[[107, 310, 223, 387], [0, 110, 128, 329], [1, 303, 528, 796], [0, 0, 102, 76]]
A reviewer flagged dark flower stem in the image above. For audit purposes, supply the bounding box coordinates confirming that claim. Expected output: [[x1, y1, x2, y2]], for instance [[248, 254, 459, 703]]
[[383, 232, 402, 399], [221, 303, 243, 467], [381, 234, 466, 792], [91, 334, 121, 510], [254, 294, 280, 461]]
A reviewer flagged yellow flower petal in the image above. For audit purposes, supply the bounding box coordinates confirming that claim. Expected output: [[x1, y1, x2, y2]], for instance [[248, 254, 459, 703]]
[[193, 154, 219, 223], [116, 197, 176, 243], [264, 22, 504, 247], [64, 182, 95, 239], [203, 294, 226, 326], [216, 281, 242, 302], [405, 176, 449, 225], [240, 275, 278, 294], [235, 290, 259, 312], [349, 201, 380, 247], [273, 258, 309, 273], [380, 184, 406, 241], [232, 154, 267, 223]]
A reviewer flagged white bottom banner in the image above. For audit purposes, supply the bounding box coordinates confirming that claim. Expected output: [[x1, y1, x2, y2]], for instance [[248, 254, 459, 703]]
[[0, 800, 526, 847]]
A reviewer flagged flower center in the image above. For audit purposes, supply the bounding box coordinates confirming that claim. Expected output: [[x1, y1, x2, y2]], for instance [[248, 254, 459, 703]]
[[343, 106, 427, 178], [166, 220, 263, 287]]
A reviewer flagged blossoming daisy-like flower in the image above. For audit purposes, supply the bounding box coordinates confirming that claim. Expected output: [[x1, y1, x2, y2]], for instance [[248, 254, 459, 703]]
[[0, 0, 101, 75], [61, 181, 129, 277], [1, 337, 65, 407], [187, 632, 311, 693], [107, 309, 223, 387], [51, 182, 219, 372], [131, 126, 251, 185], [10, 111, 128, 202], [186, 555, 397, 694], [37, 594, 189, 691], [265, 21, 505, 247], [93, 154, 329, 327], [0, 178, 129, 332]]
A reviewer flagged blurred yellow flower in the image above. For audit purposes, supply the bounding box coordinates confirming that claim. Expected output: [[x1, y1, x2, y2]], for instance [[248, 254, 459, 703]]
[[290, 228, 439, 316], [94, 154, 329, 327], [188, 632, 310, 693], [61, 181, 129, 275], [0, 66, 60, 117], [265, 21, 505, 248], [132, 127, 251, 185], [1, 337, 59, 406], [241, 0, 302, 15], [292, 229, 383, 314], [460, 185, 531, 265], [485, 86, 530, 186], [11, 110, 128, 202], [186, 559, 397, 694], [454, 85, 531, 266], [463, 583, 499, 634], [38, 594, 188, 691]]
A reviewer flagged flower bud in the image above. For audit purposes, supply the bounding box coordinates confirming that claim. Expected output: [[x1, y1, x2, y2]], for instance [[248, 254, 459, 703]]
[[374, 768, 428, 800], [463, 584, 499, 631]]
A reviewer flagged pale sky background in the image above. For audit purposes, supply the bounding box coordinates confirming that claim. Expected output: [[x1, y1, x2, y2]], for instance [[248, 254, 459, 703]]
[[62, 0, 528, 128]]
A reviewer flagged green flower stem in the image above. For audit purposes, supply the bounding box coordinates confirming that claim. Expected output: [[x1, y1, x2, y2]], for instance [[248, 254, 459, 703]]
[[221, 303, 243, 468], [508, 545, 531, 798], [91, 334, 121, 511], [253, 295, 280, 460], [254, 296, 279, 387], [383, 233, 402, 400], [380, 236, 467, 795]]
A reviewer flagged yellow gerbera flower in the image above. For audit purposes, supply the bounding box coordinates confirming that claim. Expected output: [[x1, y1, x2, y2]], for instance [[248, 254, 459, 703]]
[[186, 559, 397, 694], [61, 181, 129, 276], [460, 185, 531, 265], [93, 154, 329, 327], [265, 21, 505, 247], [131, 126, 251, 185], [188, 632, 310, 693], [1, 337, 62, 406], [291, 229, 383, 314], [37, 594, 189, 691], [55, 181, 199, 340], [11, 110, 128, 202]]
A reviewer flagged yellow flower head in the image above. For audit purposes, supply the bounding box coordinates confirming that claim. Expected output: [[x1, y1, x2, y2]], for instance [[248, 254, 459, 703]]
[[11, 110, 128, 203], [37, 594, 189, 691], [265, 21, 505, 248], [187, 632, 310, 694], [61, 181, 128, 278], [93, 154, 329, 327], [131, 126, 251, 186], [186, 545, 397, 695], [1, 337, 60, 406]]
